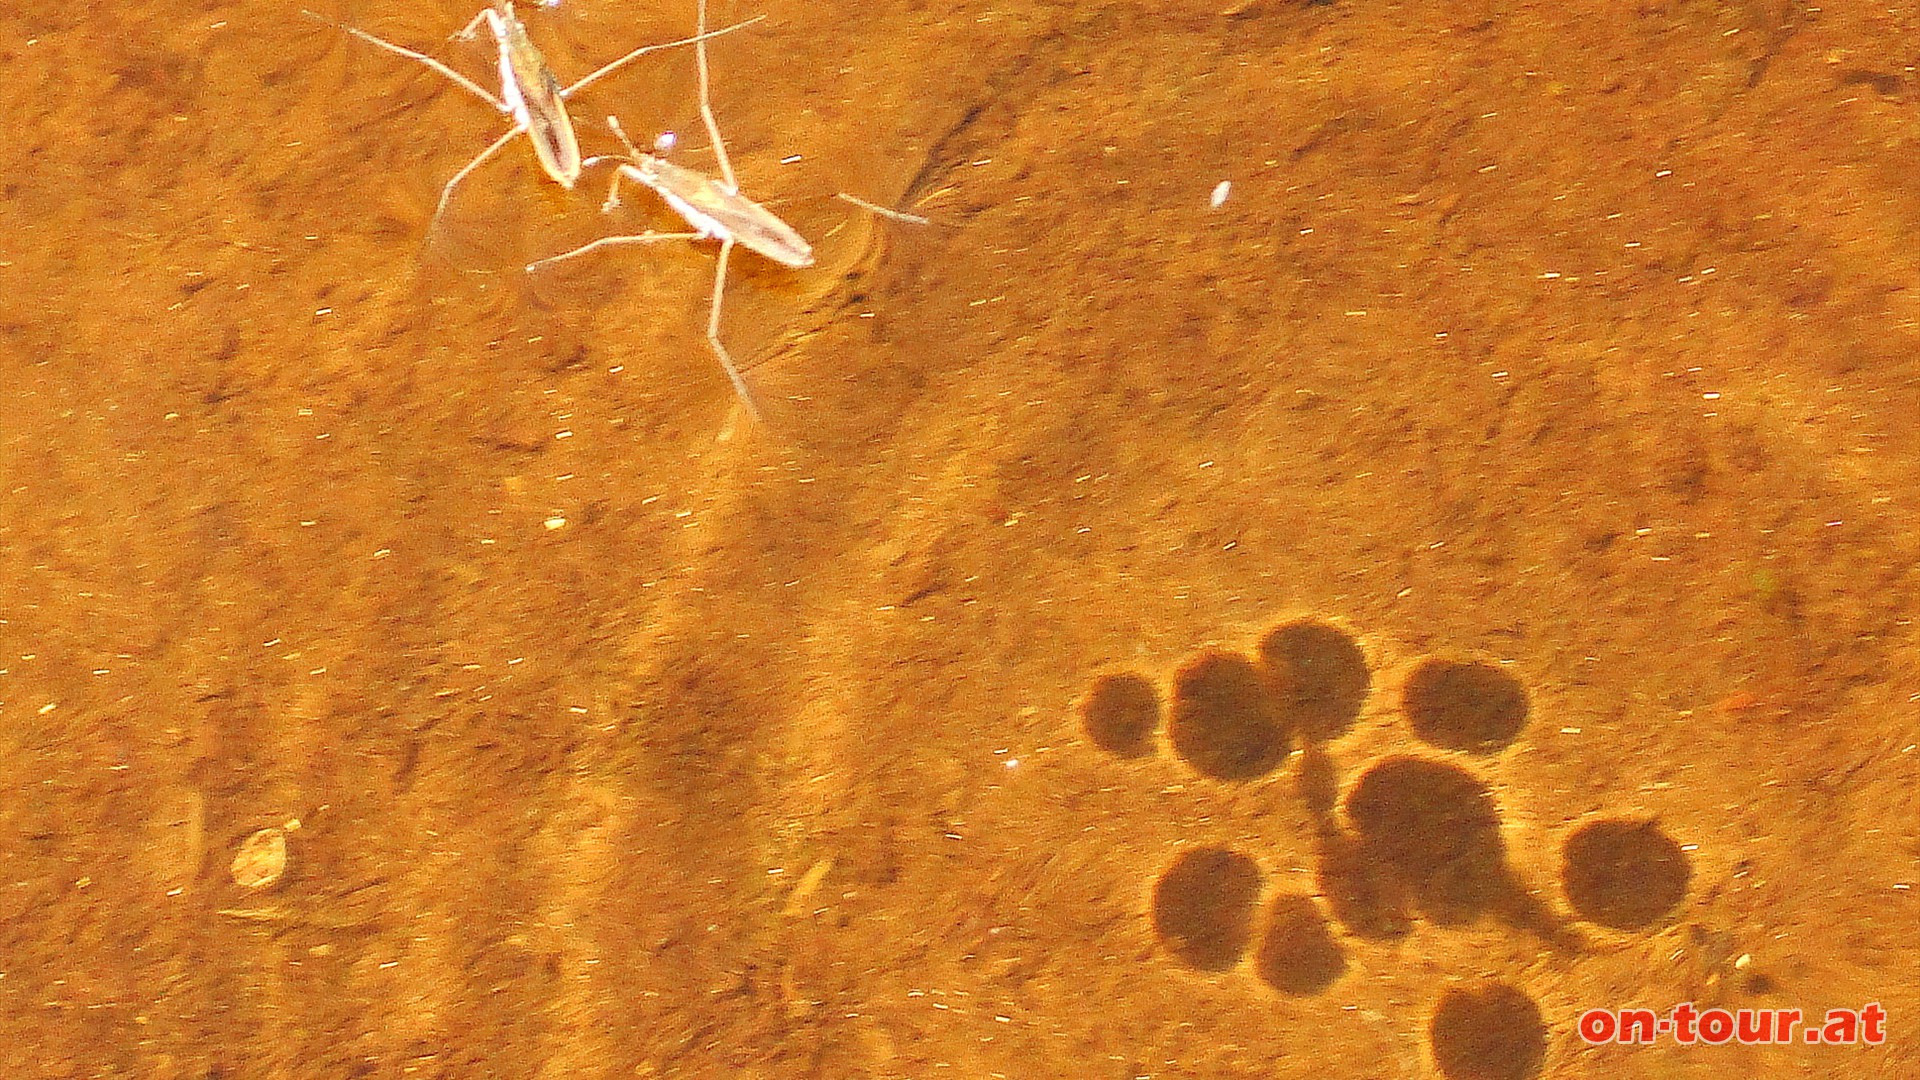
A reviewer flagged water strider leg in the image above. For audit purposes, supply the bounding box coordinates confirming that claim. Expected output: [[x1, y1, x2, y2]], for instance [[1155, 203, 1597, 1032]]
[[526, 231, 703, 272], [431, 124, 525, 231], [703, 238, 759, 417], [302, 11, 509, 110]]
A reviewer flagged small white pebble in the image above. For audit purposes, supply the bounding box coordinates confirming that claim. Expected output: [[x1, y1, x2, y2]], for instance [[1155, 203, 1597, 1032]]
[[231, 827, 288, 890], [1210, 180, 1231, 208]]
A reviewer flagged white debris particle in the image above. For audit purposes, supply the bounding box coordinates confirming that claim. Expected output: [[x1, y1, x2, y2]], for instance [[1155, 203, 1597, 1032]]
[[231, 827, 288, 890]]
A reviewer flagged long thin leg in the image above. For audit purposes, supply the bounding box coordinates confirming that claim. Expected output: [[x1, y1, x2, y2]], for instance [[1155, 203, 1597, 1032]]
[[602, 167, 624, 212], [706, 239, 760, 416], [526, 232, 703, 272], [834, 192, 931, 224], [694, 0, 737, 194], [452, 8, 492, 40], [452, 6, 504, 42], [562, 14, 766, 99], [595, 122, 648, 209], [432, 124, 525, 229], [601, 161, 632, 212], [302, 10, 507, 110]]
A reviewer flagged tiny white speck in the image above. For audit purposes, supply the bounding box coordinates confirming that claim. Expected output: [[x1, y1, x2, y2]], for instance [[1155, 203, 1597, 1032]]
[[1210, 180, 1231, 208]]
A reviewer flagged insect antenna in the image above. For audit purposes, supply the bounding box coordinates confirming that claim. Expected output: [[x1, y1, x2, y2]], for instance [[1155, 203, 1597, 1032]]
[[605, 115, 646, 160]]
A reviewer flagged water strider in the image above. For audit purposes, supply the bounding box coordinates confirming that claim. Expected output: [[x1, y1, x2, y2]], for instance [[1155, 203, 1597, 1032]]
[[527, 0, 926, 418], [303, 0, 763, 233]]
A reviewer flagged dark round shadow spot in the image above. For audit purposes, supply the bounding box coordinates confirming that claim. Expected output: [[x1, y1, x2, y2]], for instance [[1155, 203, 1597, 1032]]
[[1255, 893, 1346, 995], [1344, 757, 1509, 923], [1430, 982, 1547, 1080], [1316, 827, 1413, 941], [1151, 847, 1261, 971], [1081, 672, 1160, 758], [1403, 659, 1529, 754], [1258, 619, 1370, 741], [1562, 818, 1691, 930], [1168, 651, 1289, 781]]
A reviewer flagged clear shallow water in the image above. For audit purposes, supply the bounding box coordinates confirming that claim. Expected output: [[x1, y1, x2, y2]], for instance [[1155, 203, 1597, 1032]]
[[2, 1, 1916, 1076]]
